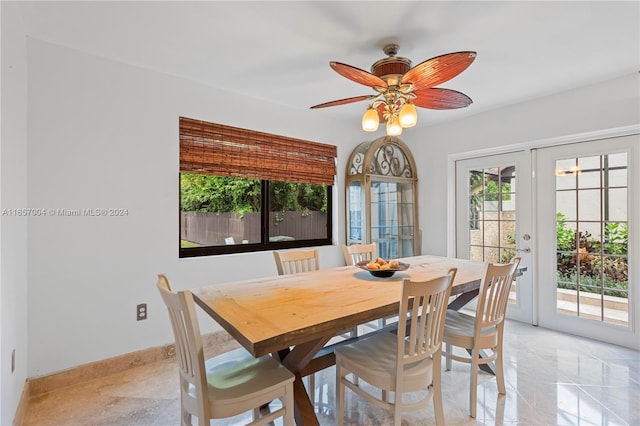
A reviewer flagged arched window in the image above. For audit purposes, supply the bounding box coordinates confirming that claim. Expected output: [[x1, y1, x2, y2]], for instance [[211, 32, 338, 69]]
[[346, 136, 419, 258]]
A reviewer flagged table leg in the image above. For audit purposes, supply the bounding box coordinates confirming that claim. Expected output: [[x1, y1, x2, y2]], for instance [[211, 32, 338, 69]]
[[447, 288, 479, 311], [279, 336, 332, 426], [292, 374, 318, 426], [477, 358, 497, 374]]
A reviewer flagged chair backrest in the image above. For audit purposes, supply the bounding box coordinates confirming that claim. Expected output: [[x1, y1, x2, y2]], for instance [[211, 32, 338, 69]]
[[342, 243, 378, 266], [475, 257, 521, 330], [397, 268, 457, 372], [157, 275, 210, 421], [273, 249, 319, 275]]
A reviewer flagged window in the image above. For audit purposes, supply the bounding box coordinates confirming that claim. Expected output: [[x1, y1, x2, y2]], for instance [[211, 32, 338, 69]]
[[179, 117, 336, 257], [467, 167, 515, 263]]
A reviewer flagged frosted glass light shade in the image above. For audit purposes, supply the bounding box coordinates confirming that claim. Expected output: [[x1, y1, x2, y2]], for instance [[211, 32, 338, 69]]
[[386, 115, 402, 136], [399, 103, 417, 128], [362, 108, 380, 132]]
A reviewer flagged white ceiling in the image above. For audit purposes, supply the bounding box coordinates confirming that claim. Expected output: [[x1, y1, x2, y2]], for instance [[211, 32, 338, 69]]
[[15, 1, 640, 127]]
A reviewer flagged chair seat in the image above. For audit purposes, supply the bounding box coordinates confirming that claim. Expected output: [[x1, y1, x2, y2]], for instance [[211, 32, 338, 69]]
[[444, 310, 498, 349], [187, 348, 293, 403], [335, 331, 434, 393]]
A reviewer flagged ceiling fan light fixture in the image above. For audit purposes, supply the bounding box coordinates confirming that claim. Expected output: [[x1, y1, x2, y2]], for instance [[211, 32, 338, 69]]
[[362, 107, 380, 132], [386, 115, 403, 136], [399, 102, 417, 128], [310, 44, 476, 136]]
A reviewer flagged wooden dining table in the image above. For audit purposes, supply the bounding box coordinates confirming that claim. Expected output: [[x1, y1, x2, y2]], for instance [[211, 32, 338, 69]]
[[191, 254, 487, 425]]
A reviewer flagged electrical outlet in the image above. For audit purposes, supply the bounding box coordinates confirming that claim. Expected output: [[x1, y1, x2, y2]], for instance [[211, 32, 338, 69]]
[[137, 303, 147, 321]]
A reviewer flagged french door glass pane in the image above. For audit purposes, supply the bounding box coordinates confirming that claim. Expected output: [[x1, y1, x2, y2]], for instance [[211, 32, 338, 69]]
[[578, 189, 601, 221], [557, 190, 577, 220], [467, 165, 518, 302], [608, 188, 628, 221], [577, 156, 601, 189], [555, 153, 628, 326]]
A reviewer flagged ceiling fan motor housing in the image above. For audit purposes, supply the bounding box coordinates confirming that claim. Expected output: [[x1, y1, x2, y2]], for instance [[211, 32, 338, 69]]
[[371, 44, 412, 85], [371, 56, 412, 85]]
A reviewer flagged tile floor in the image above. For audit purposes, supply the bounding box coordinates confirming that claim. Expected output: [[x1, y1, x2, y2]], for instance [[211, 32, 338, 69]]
[[22, 320, 640, 425]]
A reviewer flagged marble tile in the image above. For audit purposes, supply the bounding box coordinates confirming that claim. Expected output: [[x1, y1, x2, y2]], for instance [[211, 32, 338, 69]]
[[21, 320, 640, 425]]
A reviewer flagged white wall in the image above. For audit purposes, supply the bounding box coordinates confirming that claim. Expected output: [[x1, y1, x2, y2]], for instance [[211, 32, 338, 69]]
[[1, 2, 29, 424], [6, 14, 639, 424], [407, 73, 640, 255], [22, 37, 640, 379], [25, 38, 361, 378]]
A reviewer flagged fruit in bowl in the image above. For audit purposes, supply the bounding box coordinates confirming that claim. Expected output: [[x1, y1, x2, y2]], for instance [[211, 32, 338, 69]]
[[357, 258, 409, 277]]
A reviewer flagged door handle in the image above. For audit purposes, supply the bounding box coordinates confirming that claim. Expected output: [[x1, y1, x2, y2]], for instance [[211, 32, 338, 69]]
[[516, 247, 531, 253]]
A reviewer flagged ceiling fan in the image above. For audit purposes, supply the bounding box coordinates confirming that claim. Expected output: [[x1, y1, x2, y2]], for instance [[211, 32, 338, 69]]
[[310, 44, 476, 135]]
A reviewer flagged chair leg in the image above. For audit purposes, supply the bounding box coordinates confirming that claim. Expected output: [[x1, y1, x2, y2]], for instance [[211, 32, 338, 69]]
[[496, 334, 506, 395], [378, 317, 386, 329], [393, 392, 402, 426], [469, 348, 479, 418], [284, 382, 295, 426], [336, 364, 345, 426], [433, 354, 445, 425]]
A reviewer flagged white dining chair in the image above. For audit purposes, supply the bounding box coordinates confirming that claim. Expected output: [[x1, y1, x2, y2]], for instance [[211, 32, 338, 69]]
[[443, 257, 521, 418], [273, 248, 320, 275], [156, 275, 295, 426], [335, 268, 457, 426], [341, 243, 378, 266]]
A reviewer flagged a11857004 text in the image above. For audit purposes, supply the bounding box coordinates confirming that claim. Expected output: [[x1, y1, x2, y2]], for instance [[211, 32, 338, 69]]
[[1, 208, 129, 217]]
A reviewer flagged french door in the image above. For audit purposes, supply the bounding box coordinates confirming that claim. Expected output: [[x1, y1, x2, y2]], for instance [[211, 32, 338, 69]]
[[536, 135, 639, 348], [455, 151, 534, 323]]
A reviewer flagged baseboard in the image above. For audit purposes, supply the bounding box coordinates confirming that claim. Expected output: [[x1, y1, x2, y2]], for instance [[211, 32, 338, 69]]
[[24, 330, 238, 399], [12, 382, 29, 426]]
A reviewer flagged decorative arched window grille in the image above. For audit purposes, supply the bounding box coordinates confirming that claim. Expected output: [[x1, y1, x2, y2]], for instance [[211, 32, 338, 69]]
[[345, 136, 419, 258]]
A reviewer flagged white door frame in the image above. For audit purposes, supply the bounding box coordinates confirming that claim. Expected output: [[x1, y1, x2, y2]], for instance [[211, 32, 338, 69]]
[[447, 125, 639, 328]]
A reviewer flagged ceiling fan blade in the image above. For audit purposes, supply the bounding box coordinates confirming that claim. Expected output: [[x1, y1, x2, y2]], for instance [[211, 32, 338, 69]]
[[412, 87, 473, 110], [330, 62, 388, 88], [401, 51, 476, 90], [310, 95, 373, 109]]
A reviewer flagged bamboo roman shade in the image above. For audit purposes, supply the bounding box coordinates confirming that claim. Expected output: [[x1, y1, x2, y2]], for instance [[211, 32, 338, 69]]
[[180, 117, 337, 186]]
